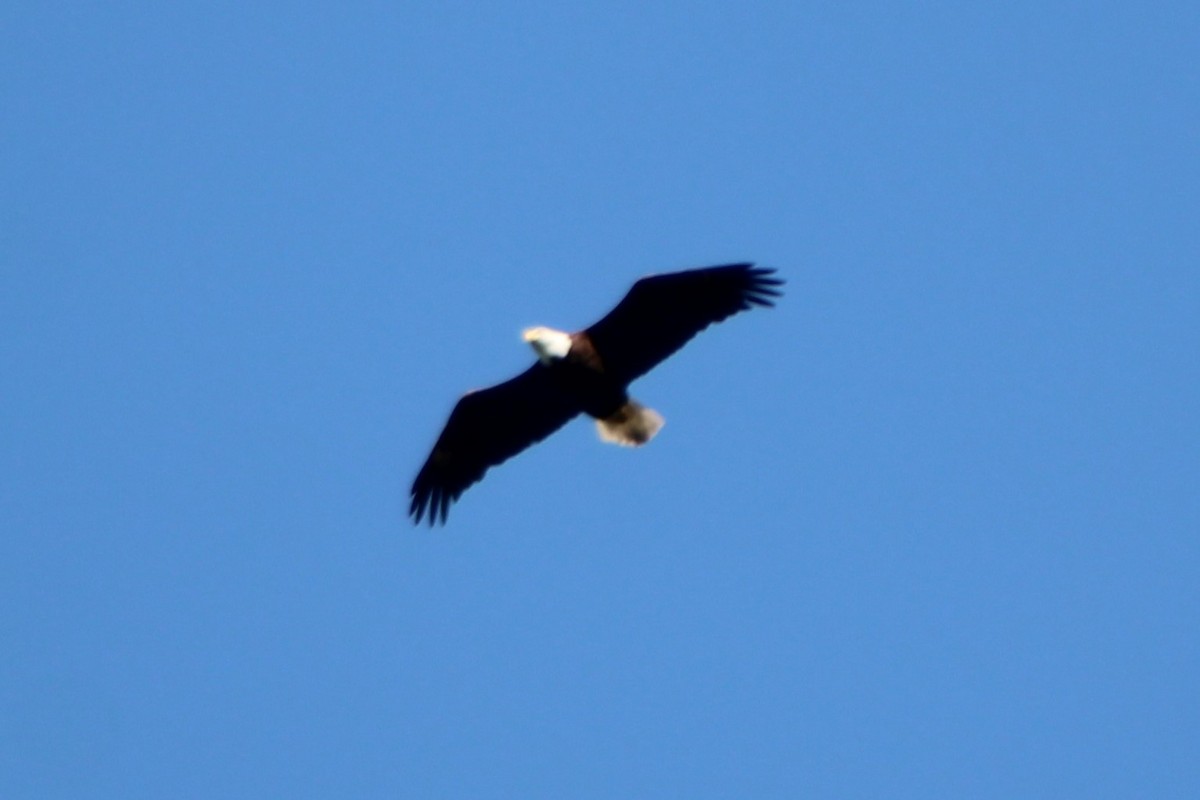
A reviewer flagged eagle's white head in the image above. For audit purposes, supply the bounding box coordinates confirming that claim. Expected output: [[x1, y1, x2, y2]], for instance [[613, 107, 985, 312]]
[[522, 326, 572, 364]]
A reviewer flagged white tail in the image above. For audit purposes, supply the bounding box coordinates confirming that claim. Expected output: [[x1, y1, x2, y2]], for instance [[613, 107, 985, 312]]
[[595, 400, 665, 447]]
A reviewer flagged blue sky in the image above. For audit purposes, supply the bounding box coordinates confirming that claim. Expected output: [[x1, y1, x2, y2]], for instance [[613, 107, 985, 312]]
[[3, 2, 1198, 796]]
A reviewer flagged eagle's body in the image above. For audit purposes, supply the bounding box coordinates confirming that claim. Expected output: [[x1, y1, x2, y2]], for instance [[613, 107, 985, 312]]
[[531, 331, 624, 418], [410, 263, 783, 525], [526, 329, 665, 447]]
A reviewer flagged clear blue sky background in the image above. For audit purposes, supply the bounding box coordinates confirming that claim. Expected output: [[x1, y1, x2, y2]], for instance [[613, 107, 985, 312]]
[[3, 2, 1197, 797]]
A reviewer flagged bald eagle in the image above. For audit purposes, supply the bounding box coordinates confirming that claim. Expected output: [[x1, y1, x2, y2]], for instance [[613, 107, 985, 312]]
[[410, 262, 783, 525]]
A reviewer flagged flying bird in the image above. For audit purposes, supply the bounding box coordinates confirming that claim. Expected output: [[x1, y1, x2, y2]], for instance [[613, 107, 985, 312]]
[[410, 262, 783, 525]]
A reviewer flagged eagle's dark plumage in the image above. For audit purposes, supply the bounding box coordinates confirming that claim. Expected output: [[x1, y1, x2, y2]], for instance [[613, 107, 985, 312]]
[[410, 262, 783, 525]]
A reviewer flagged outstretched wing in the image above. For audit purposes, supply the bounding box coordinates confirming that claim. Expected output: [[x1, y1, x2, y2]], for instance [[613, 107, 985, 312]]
[[584, 263, 783, 384], [410, 364, 583, 525]]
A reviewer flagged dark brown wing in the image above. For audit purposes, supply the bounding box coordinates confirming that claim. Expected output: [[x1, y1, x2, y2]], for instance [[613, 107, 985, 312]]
[[410, 363, 583, 525], [583, 263, 783, 384]]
